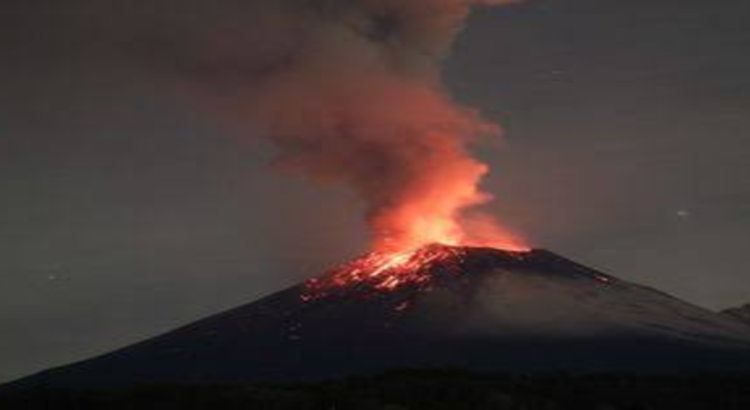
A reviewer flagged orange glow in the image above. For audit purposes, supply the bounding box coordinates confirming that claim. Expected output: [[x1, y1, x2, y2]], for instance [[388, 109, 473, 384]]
[[372, 207, 530, 255], [364, 145, 530, 255]]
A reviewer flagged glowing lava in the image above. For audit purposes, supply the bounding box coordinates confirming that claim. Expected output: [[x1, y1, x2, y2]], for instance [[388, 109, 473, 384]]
[[304, 243, 530, 299]]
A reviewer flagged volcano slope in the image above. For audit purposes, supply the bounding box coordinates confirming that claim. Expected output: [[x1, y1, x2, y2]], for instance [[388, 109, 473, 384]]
[[6, 245, 750, 389]]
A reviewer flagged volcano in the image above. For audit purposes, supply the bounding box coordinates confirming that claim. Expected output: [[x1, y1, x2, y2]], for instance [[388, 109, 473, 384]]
[[6, 245, 750, 389]]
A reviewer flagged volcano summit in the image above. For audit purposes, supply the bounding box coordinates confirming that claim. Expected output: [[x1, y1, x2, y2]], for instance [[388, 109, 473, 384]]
[[6, 245, 750, 389]]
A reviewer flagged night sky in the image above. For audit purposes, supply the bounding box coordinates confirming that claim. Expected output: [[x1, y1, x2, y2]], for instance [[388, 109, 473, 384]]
[[1, 0, 749, 383]]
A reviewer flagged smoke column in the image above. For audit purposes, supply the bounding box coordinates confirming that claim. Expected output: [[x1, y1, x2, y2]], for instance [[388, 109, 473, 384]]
[[174, 0, 525, 252]]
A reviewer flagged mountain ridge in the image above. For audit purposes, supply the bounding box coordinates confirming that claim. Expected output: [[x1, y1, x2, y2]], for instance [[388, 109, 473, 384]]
[[4, 246, 750, 390]]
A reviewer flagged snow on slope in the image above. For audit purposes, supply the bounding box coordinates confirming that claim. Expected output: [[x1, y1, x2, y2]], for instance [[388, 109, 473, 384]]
[[461, 251, 750, 347], [723, 304, 750, 328]]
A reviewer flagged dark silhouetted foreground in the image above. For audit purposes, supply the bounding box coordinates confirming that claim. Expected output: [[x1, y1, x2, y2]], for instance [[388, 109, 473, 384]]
[[3, 369, 750, 410]]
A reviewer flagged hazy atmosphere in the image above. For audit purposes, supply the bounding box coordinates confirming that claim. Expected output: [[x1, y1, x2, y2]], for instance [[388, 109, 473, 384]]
[[1, 0, 749, 384]]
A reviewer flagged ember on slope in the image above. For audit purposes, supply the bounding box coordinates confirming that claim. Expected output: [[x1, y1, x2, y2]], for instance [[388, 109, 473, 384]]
[[304, 243, 529, 297]]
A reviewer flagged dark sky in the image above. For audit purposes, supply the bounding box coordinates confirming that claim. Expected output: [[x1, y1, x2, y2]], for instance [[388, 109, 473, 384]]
[[1, 0, 749, 383]]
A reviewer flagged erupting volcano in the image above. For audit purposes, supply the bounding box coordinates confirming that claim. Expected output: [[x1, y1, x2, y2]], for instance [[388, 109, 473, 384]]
[[166, 0, 534, 301], [5, 0, 750, 394]]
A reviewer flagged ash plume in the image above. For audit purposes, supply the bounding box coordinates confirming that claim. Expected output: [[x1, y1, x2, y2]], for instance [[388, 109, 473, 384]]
[[167, 0, 523, 251]]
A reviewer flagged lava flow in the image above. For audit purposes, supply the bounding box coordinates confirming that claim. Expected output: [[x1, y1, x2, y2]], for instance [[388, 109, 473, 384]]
[[304, 243, 529, 300]]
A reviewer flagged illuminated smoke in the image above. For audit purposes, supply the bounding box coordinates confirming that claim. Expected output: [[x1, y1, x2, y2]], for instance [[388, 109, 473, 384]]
[[173, 0, 525, 251]]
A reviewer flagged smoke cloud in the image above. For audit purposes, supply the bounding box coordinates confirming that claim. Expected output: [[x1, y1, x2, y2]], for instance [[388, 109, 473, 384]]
[[163, 0, 523, 251]]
